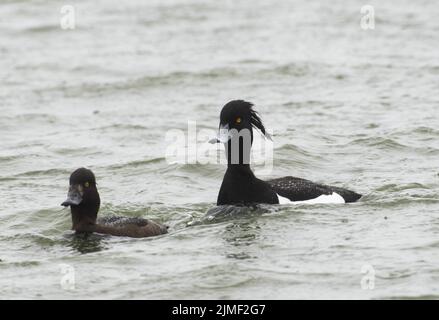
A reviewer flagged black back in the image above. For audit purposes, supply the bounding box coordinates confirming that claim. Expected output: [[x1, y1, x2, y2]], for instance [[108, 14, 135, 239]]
[[267, 176, 362, 203]]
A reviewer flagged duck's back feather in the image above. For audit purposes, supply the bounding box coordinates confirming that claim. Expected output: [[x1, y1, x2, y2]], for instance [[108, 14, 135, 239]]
[[98, 216, 149, 227], [94, 216, 168, 238], [267, 176, 362, 203]]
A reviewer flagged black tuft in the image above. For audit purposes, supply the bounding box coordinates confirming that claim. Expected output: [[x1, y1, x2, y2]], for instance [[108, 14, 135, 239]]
[[249, 109, 268, 137]]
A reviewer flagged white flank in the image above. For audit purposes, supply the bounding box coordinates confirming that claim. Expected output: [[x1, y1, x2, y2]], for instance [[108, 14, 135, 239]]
[[277, 192, 345, 205]]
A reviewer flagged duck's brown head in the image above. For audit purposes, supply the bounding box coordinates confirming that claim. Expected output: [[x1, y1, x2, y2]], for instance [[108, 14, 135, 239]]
[[61, 168, 100, 232]]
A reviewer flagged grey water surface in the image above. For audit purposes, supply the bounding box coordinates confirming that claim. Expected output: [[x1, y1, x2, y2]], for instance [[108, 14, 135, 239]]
[[0, 0, 438, 299]]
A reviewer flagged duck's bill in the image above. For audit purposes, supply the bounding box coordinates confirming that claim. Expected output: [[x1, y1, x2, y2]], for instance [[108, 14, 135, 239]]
[[61, 185, 83, 207], [209, 124, 231, 144]]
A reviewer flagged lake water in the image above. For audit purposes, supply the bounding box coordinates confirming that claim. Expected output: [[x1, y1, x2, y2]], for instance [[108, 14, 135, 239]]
[[0, 0, 438, 299]]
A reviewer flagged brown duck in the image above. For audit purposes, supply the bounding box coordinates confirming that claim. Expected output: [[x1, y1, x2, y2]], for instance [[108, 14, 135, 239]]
[[61, 168, 168, 238]]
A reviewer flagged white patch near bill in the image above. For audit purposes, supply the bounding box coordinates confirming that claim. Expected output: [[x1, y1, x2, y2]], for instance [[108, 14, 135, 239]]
[[277, 192, 345, 205]]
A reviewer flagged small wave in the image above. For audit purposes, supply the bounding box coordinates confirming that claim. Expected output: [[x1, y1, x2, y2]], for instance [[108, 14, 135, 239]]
[[236, 59, 270, 65], [1, 232, 59, 249], [0, 113, 58, 123], [375, 183, 431, 192], [11, 168, 69, 179], [274, 143, 325, 169], [411, 126, 439, 136], [92, 124, 150, 132], [23, 24, 59, 34], [0, 155, 21, 162], [154, 162, 224, 180], [384, 294, 439, 300], [200, 204, 278, 224], [376, 269, 415, 280], [194, 273, 254, 290], [177, 162, 223, 175], [276, 143, 314, 155], [281, 100, 322, 109], [367, 196, 439, 208], [36, 67, 240, 97], [276, 143, 324, 160], [107, 157, 165, 170], [129, 67, 240, 86], [49, 146, 99, 156], [61, 232, 109, 254], [400, 240, 439, 250], [348, 137, 409, 150], [271, 63, 312, 77], [1, 260, 41, 268]]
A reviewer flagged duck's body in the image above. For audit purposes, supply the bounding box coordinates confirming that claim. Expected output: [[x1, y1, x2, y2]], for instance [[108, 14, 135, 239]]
[[62, 168, 168, 238], [211, 100, 362, 206], [217, 168, 360, 206], [71, 214, 168, 238], [94, 216, 167, 238]]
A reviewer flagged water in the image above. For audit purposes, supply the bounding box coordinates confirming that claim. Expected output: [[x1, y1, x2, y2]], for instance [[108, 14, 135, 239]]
[[1, 0, 439, 299]]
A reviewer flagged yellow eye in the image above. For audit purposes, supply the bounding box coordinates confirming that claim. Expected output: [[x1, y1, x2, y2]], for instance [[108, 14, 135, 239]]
[[84, 182, 90, 188], [235, 117, 242, 124]]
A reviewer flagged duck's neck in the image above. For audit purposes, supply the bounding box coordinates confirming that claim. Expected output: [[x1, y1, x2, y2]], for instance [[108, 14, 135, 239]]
[[225, 134, 252, 169], [71, 204, 99, 232], [218, 139, 278, 205], [226, 163, 253, 175]]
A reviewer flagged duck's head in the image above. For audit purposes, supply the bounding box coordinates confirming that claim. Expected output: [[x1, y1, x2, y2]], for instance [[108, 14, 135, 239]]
[[62, 168, 100, 231], [209, 100, 271, 145], [210, 100, 271, 165]]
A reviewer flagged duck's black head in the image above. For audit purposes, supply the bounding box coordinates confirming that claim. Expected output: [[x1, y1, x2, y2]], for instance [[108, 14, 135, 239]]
[[210, 100, 271, 165], [62, 168, 100, 231], [210, 100, 271, 144]]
